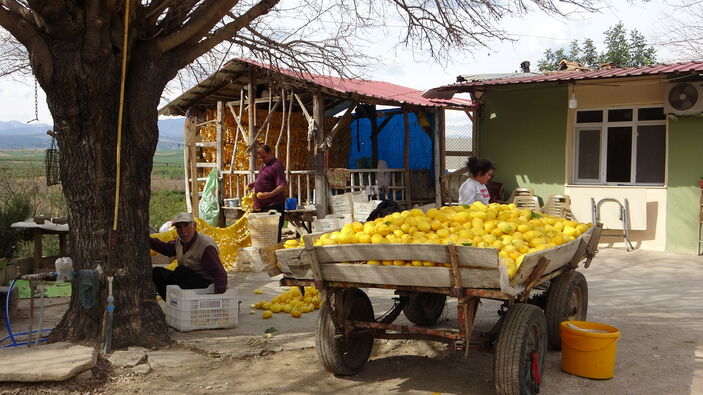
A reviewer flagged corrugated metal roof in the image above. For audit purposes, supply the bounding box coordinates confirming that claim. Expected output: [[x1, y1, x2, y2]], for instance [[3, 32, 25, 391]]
[[159, 58, 474, 116], [429, 62, 703, 93]]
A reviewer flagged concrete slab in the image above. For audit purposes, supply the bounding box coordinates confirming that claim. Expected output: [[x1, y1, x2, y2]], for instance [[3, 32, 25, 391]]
[[146, 349, 206, 369], [108, 347, 148, 368], [0, 342, 97, 382]]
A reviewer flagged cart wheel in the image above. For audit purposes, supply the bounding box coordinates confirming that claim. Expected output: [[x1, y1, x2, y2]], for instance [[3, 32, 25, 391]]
[[401, 292, 446, 326], [494, 303, 547, 395], [315, 288, 375, 376], [544, 271, 588, 350]]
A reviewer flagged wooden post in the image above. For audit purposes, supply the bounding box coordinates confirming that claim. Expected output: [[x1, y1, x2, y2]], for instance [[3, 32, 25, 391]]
[[369, 106, 379, 167], [286, 92, 293, 199], [33, 230, 41, 273], [216, 101, 225, 226], [216, 101, 223, 174], [59, 233, 67, 256], [183, 116, 194, 213], [403, 110, 412, 208], [184, 117, 199, 216], [248, 70, 257, 185], [313, 93, 327, 218], [433, 109, 442, 207]]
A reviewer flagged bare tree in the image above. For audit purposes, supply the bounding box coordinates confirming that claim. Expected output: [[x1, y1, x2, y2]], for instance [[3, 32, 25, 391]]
[[656, 1, 703, 60], [0, 0, 600, 348]]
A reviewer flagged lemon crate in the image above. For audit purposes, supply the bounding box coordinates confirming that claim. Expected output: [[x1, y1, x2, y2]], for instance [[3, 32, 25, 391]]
[[246, 210, 281, 247], [165, 285, 239, 331]]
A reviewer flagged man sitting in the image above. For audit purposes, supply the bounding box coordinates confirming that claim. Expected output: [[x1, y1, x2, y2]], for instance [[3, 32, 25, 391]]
[[150, 212, 227, 300]]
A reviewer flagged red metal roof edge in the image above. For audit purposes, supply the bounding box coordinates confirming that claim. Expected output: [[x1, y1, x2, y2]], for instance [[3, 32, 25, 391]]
[[432, 61, 703, 91], [221, 58, 475, 108]]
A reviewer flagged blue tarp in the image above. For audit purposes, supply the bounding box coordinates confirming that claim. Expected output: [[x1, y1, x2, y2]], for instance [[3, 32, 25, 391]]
[[348, 111, 435, 170]]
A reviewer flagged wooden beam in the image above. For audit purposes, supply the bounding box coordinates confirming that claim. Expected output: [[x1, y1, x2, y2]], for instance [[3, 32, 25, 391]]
[[320, 102, 357, 150], [216, 101, 223, 173], [313, 93, 327, 218], [183, 116, 194, 213], [248, 70, 256, 183], [226, 101, 250, 145], [247, 97, 282, 150], [433, 110, 442, 207], [403, 110, 412, 208]]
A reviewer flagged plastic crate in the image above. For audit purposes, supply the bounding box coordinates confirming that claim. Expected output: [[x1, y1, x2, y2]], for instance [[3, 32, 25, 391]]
[[235, 247, 265, 272], [164, 285, 239, 331], [246, 210, 281, 247], [329, 193, 354, 215], [352, 200, 382, 222]]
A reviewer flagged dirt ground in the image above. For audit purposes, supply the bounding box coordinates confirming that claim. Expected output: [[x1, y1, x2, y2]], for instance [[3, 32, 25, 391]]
[[1, 247, 702, 394]]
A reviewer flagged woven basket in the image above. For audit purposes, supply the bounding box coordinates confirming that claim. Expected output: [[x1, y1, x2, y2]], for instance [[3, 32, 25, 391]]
[[246, 210, 281, 247]]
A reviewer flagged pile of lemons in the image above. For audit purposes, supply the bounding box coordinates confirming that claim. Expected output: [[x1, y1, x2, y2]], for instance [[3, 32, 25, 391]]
[[283, 202, 592, 278], [252, 286, 322, 319]]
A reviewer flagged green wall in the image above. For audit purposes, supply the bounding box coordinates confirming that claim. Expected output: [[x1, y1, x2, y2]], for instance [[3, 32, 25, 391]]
[[666, 117, 703, 253], [477, 84, 567, 203]]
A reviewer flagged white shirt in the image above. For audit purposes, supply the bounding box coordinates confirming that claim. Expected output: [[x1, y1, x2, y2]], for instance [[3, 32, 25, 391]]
[[458, 178, 490, 205]]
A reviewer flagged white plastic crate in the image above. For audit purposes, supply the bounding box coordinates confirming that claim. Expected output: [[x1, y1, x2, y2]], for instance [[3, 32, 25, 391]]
[[312, 213, 353, 233], [235, 246, 265, 272], [329, 193, 354, 215], [353, 200, 382, 222], [164, 285, 239, 331], [246, 210, 281, 247]]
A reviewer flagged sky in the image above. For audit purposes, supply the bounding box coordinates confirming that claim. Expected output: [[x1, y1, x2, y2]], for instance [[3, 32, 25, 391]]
[[0, 1, 681, 124]]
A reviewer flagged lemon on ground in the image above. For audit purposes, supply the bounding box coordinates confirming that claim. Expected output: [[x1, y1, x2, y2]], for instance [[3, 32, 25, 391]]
[[262, 310, 273, 319]]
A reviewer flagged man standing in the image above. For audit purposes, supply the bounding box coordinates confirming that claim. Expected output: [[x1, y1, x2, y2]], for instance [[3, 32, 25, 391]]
[[249, 144, 287, 242], [150, 212, 227, 300]]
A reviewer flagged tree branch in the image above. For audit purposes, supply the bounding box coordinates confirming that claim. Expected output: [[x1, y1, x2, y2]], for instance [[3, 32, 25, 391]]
[[177, 0, 279, 64], [156, 0, 239, 53], [0, 5, 52, 83]]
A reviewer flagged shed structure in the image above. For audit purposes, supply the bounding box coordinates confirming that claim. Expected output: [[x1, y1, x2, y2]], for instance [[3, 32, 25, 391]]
[[159, 58, 473, 221]]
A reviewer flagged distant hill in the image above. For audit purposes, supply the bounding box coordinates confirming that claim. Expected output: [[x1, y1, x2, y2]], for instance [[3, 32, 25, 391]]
[[0, 118, 186, 149]]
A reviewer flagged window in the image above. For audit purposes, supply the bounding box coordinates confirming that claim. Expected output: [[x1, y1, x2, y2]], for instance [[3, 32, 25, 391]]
[[574, 107, 666, 185]]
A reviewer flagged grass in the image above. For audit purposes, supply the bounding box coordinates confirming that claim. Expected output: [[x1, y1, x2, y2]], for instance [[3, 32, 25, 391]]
[[0, 148, 187, 254]]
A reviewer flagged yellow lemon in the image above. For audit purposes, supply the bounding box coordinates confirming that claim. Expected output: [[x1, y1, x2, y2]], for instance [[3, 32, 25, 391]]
[[262, 310, 273, 319]]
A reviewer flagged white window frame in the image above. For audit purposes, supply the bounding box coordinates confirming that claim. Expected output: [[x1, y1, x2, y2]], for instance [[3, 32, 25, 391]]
[[573, 106, 667, 186]]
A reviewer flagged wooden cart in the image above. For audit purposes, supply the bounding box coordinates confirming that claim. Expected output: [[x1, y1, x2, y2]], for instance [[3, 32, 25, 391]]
[[266, 224, 602, 394]]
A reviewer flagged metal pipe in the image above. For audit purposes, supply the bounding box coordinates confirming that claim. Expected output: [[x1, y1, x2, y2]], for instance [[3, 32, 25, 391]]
[[102, 276, 114, 355]]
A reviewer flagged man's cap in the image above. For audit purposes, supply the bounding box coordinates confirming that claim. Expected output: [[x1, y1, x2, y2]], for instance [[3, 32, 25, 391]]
[[172, 212, 194, 224]]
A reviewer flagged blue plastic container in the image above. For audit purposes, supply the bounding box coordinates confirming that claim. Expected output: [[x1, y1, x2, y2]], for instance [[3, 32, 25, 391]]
[[285, 198, 298, 210]]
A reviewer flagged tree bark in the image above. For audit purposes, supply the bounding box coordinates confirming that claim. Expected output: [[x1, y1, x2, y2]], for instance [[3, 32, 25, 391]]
[[46, 36, 175, 348]]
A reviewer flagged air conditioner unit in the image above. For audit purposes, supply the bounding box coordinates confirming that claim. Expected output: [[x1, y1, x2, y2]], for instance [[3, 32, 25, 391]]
[[664, 82, 703, 115]]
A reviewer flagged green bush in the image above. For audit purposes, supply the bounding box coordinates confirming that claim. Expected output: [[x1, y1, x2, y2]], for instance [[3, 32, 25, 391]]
[[149, 190, 186, 230], [0, 195, 32, 258]]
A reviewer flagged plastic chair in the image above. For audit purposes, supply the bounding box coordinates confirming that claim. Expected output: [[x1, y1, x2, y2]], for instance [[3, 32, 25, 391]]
[[507, 187, 534, 204], [513, 195, 541, 211], [542, 194, 574, 220]]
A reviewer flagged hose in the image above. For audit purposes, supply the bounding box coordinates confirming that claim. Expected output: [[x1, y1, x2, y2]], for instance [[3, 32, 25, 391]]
[[1, 279, 52, 348]]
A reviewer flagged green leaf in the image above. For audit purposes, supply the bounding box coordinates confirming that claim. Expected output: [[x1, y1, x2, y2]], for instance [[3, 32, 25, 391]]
[[461, 242, 472, 247], [264, 327, 278, 334], [531, 211, 542, 219]]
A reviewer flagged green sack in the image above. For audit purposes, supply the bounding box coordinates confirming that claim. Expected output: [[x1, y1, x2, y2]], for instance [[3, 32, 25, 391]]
[[199, 167, 220, 226]]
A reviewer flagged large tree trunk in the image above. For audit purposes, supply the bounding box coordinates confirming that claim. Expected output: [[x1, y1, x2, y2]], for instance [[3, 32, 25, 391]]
[[46, 38, 174, 348]]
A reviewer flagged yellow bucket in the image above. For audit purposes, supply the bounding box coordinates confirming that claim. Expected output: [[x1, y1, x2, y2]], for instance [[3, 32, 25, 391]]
[[560, 320, 620, 379]]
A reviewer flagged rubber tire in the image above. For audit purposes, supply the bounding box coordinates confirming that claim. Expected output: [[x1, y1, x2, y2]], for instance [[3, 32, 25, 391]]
[[544, 271, 588, 350], [401, 292, 446, 326], [494, 303, 547, 395], [315, 288, 375, 376]]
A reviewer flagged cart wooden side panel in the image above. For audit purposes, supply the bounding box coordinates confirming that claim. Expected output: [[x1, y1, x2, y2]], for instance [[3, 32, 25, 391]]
[[272, 226, 599, 290]]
